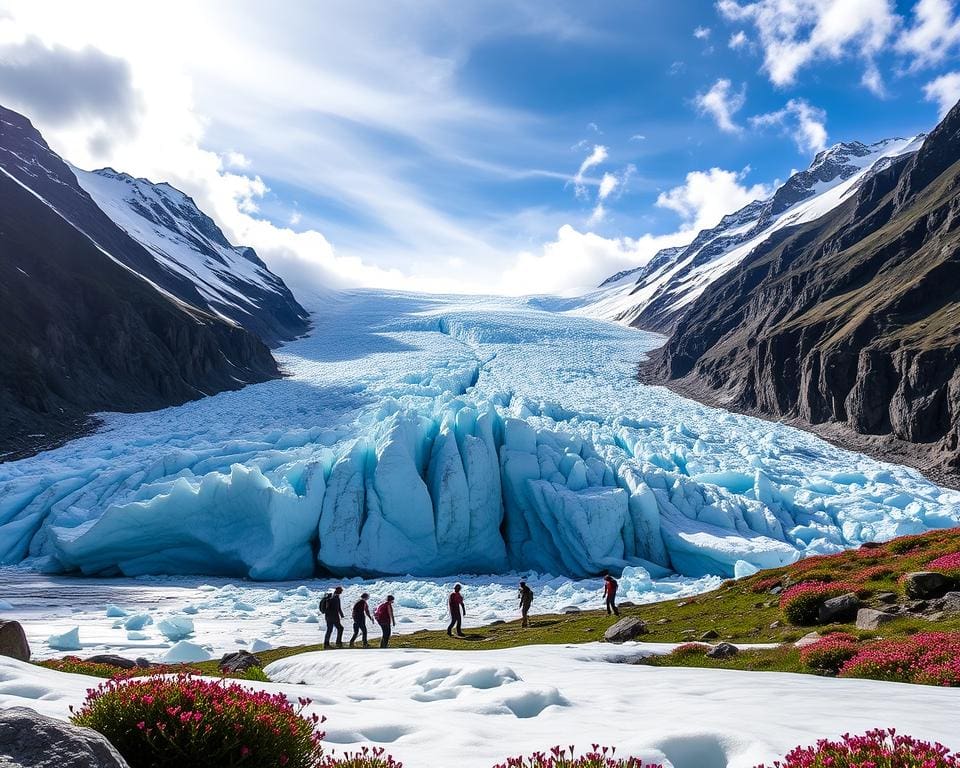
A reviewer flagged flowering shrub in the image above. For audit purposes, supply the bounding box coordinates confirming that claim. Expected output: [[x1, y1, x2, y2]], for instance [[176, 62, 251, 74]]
[[70, 674, 324, 767], [779, 581, 859, 626], [755, 728, 959, 767], [839, 632, 960, 686], [799, 634, 858, 674], [320, 747, 402, 767], [670, 643, 712, 658], [926, 552, 960, 579], [851, 564, 896, 583], [751, 577, 782, 594], [493, 745, 662, 768]]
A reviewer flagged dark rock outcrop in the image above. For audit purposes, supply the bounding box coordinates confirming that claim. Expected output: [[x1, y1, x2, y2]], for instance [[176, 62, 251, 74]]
[[0, 707, 129, 767], [219, 650, 263, 673], [903, 571, 953, 599], [652, 99, 960, 478], [818, 593, 861, 624], [0, 622, 30, 662], [603, 617, 647, 643]]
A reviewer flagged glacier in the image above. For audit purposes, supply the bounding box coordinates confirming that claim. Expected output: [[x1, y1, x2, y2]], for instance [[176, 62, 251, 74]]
[[0, 289, 957, 582]]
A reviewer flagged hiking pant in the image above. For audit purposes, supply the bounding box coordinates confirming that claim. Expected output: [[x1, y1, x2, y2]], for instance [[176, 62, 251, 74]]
[[606, 596, 619, 616], [447, 610, 463, 635], [378, 621, 391, 648], [324, 617, 344, 647], [521, 602, 532, 627], [350, 620, 368, 646]]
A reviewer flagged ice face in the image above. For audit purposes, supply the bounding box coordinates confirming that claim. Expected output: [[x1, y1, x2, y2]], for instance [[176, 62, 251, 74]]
[[0, 291, 957, 582]]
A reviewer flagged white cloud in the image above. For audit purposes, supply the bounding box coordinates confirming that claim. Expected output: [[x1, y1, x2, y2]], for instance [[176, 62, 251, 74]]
[[897, 0, 960, 68], [587, 203, 607, 226], [923, 71, 960, 116], [573, 144, 608, 198], [695, 78, 746, 133], [597, 172, 618, 200], [750, 98, 828, 154], [694, 26, 712, 39], [221, 150, 251, 169], [729, 30, 749, 48], [655, 167, 772, 232], [718, 0, 897, 88], [500, 165, 774, 296], [861, 62, 887, 96], [629, 133, 646, 141]]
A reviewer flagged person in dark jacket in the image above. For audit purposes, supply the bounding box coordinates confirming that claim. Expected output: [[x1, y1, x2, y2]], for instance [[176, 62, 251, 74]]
[[374, 595, 396, 648], [518, 580, 534, 627], [603, 574, 620, 616], [447, 583, 466, 637], [349, 592, 373, 648], [322, 585, 345, 649]]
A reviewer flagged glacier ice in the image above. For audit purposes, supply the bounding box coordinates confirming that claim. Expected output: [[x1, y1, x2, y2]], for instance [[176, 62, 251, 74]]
[[0, 291, 957, 583], [46, 627, 81, 651]]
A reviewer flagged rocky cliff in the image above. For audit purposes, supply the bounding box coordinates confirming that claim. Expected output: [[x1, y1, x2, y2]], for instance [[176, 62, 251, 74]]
[[652, 100, 960, 479]]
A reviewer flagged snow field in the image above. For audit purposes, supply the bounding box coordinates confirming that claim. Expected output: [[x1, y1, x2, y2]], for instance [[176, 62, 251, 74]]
[[1, 644, 958, 768]]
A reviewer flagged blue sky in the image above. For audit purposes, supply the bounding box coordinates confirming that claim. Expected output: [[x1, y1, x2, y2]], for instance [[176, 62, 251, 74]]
[[1, 1, 959, 295]]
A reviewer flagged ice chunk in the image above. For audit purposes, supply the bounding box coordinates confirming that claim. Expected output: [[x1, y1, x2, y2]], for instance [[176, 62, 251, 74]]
[[105, 604, 127, 617], [123, 613, 153, 631], [250, 638, 273, 652], [47, 627, 81, 651], [734, 560, 760, 578], [157, 616, 195, 641], [163, 640, 212, 663], [126, 631, 148, 641]]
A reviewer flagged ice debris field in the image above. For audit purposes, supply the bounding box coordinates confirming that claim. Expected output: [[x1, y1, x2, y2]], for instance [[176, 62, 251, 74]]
[[2, 644, 959, 768], [1, 289, 958, 656]]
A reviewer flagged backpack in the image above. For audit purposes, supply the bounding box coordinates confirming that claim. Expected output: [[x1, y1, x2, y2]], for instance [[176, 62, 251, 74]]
[[374, 602, 390, 623], [319, 593, 332, 614], [352, 600, 366, 621]]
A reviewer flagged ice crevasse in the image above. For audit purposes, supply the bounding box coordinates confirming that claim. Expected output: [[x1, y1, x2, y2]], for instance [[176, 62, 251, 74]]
[[1, 292, 957, 581]]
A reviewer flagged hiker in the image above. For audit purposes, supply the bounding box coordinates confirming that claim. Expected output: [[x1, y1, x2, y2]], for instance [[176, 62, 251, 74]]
[[603, 574, 620, 616], [320, 586, 345, 649], [447, 583, 466, 637], [518, 580, 534, 627], [375, 595, 396, 648], [350, 592, 373, 648]]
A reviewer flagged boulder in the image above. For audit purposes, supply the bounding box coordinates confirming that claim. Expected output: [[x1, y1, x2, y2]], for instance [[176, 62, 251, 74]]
[[874, 592, 898, 604], [705, 642, 739, 659], [218, 650, 263, 674], [560, 606, 580, 615], [902, 572, 951, 599], [939, 592, 960, 614], [134, 658, 151, 669], [855, 608, 895, 630], [699, 629, 720, 640], [84, 655, 137, 670], [794, 631, 822, 648], [0, 707, 129, 767], [603, 617, 648, 643], [769, 620, 781, 629], [0, 621, 30, 662], [817, 593, 860, 624]]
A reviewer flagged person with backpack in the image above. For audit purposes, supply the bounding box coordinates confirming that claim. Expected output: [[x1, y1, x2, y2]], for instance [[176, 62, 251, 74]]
[[447, 583, 466, 637], [518, 580, 534, 627], [320, 585, 345, 649], [349, 592, 373, 648], [603, 574, 620, 616], [374, 595, 396, 648]]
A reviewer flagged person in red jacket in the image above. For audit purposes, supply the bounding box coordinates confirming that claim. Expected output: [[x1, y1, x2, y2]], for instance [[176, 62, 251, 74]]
[[374, 595, 396, 648], [447, 583, 466, 637], [603, 574, 620, 616]]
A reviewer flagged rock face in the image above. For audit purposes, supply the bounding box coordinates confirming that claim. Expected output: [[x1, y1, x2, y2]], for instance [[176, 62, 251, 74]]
[[856, 608, 895, 629], [0, 105, 282, 459], [651, 99, 960, 478], [0, 622, 29, 662], [0, 707, 129, 767], [603, 617, 648, 643], [219, 650, 263, 673], [903, 572, 953, 599], [818, 593, 861, 624]]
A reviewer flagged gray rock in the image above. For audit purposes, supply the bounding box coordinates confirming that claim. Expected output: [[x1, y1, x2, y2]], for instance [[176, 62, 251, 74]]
[[856, 608, 895, 630], [603, 617, 648, 643], [699, 629, 720, 640], [769, 620, 782, 629], [0, 622, 30, 663], [84, 655, 137, 670], [769, 586, 782, 595], [655, 618, 670, 625], [219, 650, 262, 674], [134, 658, 151, 669], [560, 606, 580, 614], [0, 707, 129, 767], [705, 642, 739, 659], [875, 592, 898, 604], [902, 572, 952, 599], [794, 631, 822, 648], [489, 620, 505, 626], [939, 592, 960, 614], [817, 593, 860, 624], [619, 601, 637, 608]]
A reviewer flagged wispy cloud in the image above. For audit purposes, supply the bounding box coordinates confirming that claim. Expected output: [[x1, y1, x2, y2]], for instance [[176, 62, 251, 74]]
[[923, 71, 960, 116], [897, 0, 960, 69], [750, 98, 828, 154], [694, 25, 712, 39], [695, 78, 746, 133]]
